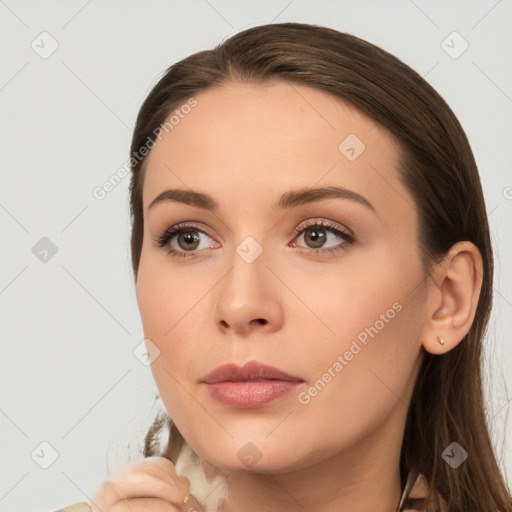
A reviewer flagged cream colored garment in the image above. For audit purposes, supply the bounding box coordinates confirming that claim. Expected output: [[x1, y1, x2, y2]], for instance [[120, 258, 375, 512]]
[[398, 472, 430, 511], [400, 472, 449, 511], [175, 443, 231, 512], [408, 472, 430, 498], [53, 504, 92, 512]]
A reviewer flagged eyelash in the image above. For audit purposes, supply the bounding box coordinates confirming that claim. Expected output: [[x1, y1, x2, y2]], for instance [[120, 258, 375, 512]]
[[153, 219, 355, 259]]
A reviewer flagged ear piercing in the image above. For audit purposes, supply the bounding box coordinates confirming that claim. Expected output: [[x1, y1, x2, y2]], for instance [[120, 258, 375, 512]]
[[437, 335, 445, 346]]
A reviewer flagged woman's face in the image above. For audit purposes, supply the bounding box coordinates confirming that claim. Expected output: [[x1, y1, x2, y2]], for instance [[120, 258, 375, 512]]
[[136, 81, 428, 473]]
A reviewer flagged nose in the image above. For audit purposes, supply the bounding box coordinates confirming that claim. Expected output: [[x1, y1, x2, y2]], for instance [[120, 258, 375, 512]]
[[213, 247, 284, 338]]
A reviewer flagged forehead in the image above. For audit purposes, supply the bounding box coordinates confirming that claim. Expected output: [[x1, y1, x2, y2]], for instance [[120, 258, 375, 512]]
[[141, 81, 414, 225]]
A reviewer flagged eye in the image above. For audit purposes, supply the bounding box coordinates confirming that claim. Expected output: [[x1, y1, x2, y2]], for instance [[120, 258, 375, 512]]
[[153, 223, 218, 258], [154, 219, 355, 259], [291, 219, 354, 255]]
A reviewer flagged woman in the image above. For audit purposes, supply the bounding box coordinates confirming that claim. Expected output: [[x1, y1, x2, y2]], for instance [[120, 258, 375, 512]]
[[62, 22, 511, 512]]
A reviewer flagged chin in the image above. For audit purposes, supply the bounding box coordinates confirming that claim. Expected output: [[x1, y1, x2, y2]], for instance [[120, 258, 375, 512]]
[[195, 435, 310, 474]]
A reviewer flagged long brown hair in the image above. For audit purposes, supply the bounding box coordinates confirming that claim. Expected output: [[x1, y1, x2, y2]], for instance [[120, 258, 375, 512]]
[[128, 22, 511, 511]]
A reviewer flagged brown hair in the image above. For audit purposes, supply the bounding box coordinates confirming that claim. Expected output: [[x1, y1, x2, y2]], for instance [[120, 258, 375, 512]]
[[129, 22, 511, 511]]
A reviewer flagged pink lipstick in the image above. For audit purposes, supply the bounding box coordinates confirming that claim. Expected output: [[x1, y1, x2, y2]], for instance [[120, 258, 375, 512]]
[[202, 360, 304, 408]]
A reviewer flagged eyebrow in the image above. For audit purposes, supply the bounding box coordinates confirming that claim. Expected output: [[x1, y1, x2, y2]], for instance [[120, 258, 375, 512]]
[[147, 186, 376, 213]]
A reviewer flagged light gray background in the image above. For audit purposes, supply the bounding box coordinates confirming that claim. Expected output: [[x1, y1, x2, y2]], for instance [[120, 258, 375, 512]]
[[1, 1, 511, 510]]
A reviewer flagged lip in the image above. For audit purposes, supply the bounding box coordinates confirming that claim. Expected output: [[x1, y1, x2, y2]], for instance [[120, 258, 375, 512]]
[[202, 360, 304, 409], [203, 360, 304, 384]]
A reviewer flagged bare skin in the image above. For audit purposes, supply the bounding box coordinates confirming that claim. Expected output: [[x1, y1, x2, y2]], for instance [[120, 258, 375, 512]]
[[90, 456, 198, 511], [107, 80, 482, 512]]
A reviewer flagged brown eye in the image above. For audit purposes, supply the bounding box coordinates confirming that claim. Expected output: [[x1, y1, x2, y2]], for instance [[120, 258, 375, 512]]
[[291, 219, 355, 256], [303, 227, 328, 248], [176, 230, 201, 251], [154, 223, 218, 258]]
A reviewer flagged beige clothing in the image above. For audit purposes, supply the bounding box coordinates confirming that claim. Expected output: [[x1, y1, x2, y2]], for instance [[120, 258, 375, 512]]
[[398, 475, 428, 512], [399, 472, 440, 511]]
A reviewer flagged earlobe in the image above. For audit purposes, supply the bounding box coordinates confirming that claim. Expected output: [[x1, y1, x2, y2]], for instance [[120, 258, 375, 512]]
[[421, 241, 483, 355]]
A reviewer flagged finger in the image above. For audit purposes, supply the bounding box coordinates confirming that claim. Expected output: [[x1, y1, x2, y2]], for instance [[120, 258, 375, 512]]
[[182, 492, 205, 512], [91, 473, 189, 511], [122, 458, 189, 491], [109, 497, 181, 512], [124, 457, 180, 482]]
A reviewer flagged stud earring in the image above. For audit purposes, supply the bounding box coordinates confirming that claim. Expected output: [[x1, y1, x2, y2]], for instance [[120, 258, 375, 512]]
[[437, 335, 445, 346]]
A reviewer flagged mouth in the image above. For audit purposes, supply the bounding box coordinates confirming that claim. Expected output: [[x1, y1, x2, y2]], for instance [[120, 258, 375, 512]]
[[202, 360, 305, 409]]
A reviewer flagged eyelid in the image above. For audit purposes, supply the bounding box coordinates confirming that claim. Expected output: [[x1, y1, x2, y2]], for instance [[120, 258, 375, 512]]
[[153, 222, 216, 251], [293, 217, 354, 238]]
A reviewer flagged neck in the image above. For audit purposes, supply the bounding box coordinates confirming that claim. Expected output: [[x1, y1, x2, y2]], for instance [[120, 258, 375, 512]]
[[193, 406, 407, 512], [220, 453, 403, 512]]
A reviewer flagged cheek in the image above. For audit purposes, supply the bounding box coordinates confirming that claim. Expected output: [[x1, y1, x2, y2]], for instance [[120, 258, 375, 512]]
[[136, 268, 198, 433], [135, 250, 220, 399], [136, 250, 207, 340], [290, 307, 423, 460], [298, 248, 420, 349], [294, 253, 425, 428], [136, 257, 199, 388]]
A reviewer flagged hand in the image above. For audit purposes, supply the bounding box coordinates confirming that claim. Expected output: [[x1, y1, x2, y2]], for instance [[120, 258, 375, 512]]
[[88, 456, 204, 512]]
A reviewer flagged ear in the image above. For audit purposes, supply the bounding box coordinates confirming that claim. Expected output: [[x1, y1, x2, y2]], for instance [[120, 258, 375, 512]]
[[421, 241, 484, 355]]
